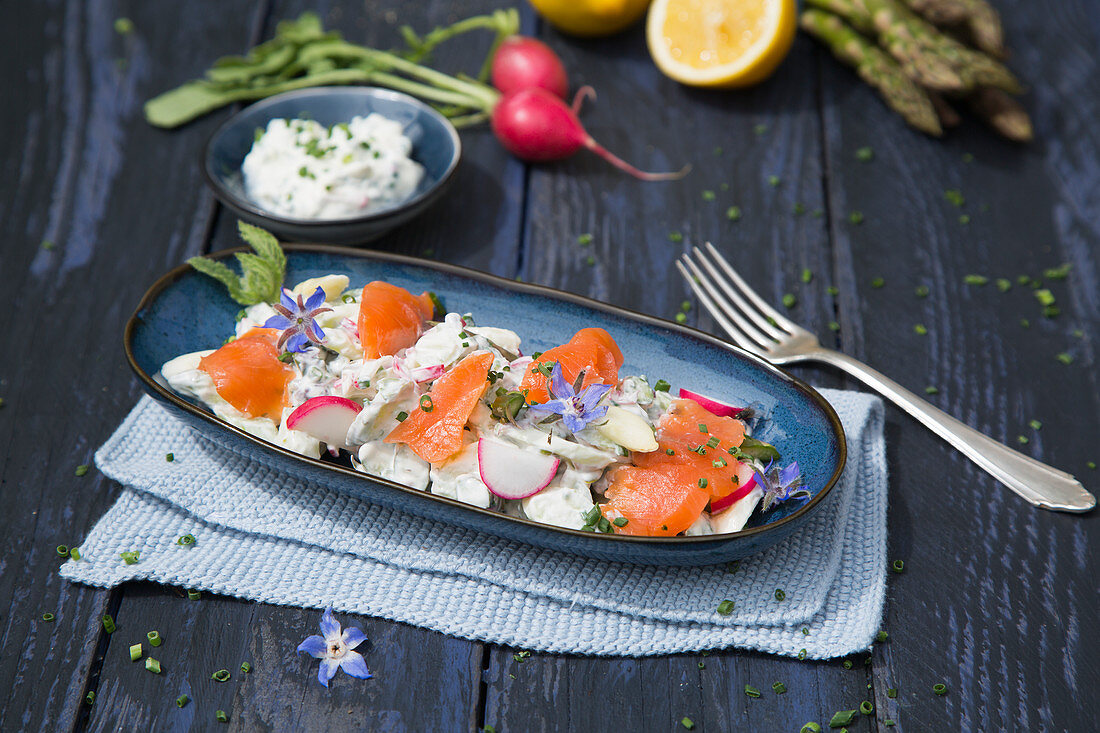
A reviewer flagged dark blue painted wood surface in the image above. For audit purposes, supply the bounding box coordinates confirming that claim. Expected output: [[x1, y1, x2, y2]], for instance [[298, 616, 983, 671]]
[[1, 0, 1096, 730]]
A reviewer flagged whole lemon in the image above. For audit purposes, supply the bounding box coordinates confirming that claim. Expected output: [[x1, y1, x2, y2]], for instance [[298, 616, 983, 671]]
[[528, 0, 651, 37]]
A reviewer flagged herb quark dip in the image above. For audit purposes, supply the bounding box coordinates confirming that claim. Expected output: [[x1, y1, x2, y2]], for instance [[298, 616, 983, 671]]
[[242, 115, 424, 220]]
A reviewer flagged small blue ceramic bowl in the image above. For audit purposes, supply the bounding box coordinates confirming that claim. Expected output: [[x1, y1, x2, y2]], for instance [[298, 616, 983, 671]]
[[203, 87, 461, 246]]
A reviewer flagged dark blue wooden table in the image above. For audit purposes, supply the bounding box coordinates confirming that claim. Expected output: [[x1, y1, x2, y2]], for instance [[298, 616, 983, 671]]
[[3, 0, 1098, 730]]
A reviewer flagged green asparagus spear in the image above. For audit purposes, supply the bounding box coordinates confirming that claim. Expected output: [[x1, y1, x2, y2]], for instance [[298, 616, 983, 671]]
[[800, 9, 943, 135], [968, 87, 1033, 141]]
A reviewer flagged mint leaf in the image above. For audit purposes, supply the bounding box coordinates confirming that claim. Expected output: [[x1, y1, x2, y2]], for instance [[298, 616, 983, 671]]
[[738, 437, 781, 463], [187, 222, 286, 305], [187, 256, 245, 302]]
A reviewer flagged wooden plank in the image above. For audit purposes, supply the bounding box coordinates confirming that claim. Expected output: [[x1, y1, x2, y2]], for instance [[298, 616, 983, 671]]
[[486, 22, 872, 730], [0, 1, 264, 730], [88, 0, 523, 729], [816, 0, 1100, 729]]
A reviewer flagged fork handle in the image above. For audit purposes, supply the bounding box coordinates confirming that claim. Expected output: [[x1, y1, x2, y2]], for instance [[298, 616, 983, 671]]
[[810, 348, 1096, 512]]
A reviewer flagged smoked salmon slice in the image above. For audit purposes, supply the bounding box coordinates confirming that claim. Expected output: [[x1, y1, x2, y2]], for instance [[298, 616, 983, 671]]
[[520, 328, 623, 404], [198, 328, 293, 421], [357, 281, 435, 359], [385, 351, 494, 463], [601, 465, 711, 537]]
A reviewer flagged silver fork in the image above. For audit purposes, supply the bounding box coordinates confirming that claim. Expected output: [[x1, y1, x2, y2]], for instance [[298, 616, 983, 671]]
[[678, 242, 1095, 513]]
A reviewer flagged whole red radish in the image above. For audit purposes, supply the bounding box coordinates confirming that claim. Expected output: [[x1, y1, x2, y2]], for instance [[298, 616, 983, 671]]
[[491, 36, 569, 99], [490, 86, 688, 181]]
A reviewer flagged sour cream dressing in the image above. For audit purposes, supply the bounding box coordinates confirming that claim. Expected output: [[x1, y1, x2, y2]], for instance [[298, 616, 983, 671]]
[[242, 115, 424, 220]]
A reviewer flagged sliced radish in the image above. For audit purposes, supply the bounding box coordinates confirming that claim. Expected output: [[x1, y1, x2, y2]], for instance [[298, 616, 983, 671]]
[[285, 396, 362, 449], [477, 438, 560, 500], [710, 462, 758, 514], [678, 388, 744, 418]]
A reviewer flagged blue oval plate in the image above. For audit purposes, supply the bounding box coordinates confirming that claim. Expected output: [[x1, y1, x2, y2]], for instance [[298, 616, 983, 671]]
[[125, 246, 846, 566]]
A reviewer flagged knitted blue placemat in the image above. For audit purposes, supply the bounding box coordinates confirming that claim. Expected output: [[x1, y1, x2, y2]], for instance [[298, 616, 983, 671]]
[[61, 389, 887, 658]]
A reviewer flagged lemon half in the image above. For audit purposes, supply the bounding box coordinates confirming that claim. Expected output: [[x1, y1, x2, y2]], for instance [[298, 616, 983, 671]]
[[646, 0, 797, 87], [529, 0, 651, 37]]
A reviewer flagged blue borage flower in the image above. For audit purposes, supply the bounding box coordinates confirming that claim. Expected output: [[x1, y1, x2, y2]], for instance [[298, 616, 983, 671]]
[[758, 460, 811, 511], [526, 362, 612, 433], [296, 607, 372, 687], [264, 286, 331, 353]]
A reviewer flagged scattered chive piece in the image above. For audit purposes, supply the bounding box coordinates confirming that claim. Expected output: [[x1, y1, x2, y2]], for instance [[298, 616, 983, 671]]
[[114, 17, 134, 34], [396, 411, 408, 422], [943, 189, 965, 207], [1056, 352, 1074, 365], [892, 559, 905, 573], [876, 630, 888, 642], [698, 423, 708, 433], [187, 589, 201, 601], [675, 312, 687, 324], [829, 710, 857, 727], [147, 630, 162, 647], [216, 710, 228, 723], [698, 478, 708, 489], [42, 612, 55, 622], [782, 293, 797, 308], [933, 683, 948, 696], [713, 146, 723, 156], [654, 379, 671, 392], [669, 231, 684, 243], [726, 561, 740, 573], [801, 268, 813, 283], [800, 724, 822, 733], [856, 146, 874, 162], [577, 233, 593, 246], [129, 643, 142, 662], [864, 656, 872, 666], [958, 214, 971, 225], [120, 551, 140, 565], [69, 548, 81, 561], [56, 545, 70, 557], [1074, 329, 1084, 338], [145, 657, 161, 674], [996, 278, 1012, 292], [925, 386, 939, 395], [768, 175, 780, 187], [212, 669, 231, 682], [1043, 306, 1061, 318], [774, 588, 786, 601], [716, 599, 735, 616], [75, 464, 89, 477], [41, 240, 55, 250], [754, 123, 769, 136], [886, 720, 896, 727], [962, 152, 974, 163], [1044, 263, 1071, 280], [772, 681, 787, 694], [697, 660, 705, 670], [843, 660, 853, 670], [681, 717, 695, 730], [964, 274, 989, 286], [915, 285, 930, 298], [85, 691, 95, 705], [802, 627, 809, 635], [798, 648, 807, 660], [420, 395, 434, 413], [705, 437, 719, 448], [744, 684, 762, 698], [827, 285, 839, 296], [102, 615, 116, 633], [176, 695, 190, 708], [666, 448, 675, 456], [848, 211, 864, 225], [887, 687, 898, 698], [166, 452, 175, 462], [681, 300, 692, 312], [1017, 435, 1029, 444], [176, 534, 196, 547], [702, 190, 716, 202], [1029, 419, 1042, 430], [585, 255, 596, 267], [871, 277, 885, 289], [612, 517, 628, 528], [1088, 461, 1096, 470], [792, 202, 805, 215], [726, 205, 742, 221], [914, 323, 928, 335], [828, 321, 840, 332], [1020, 318, 1031, 328], [860, 701, 874, 715], [812, 208, 824, 218]]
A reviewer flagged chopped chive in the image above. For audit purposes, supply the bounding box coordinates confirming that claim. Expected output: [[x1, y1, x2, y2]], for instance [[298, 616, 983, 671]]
[[56, 545, 69, 557], [843, 660, 853, 669], [782, 293, 797, 308], [176, 694, 190, 708], [802, 627, 809, 635], [726, 561, 739, 573], [772, 681, 787, 694], [716, 599, 735, 616], [85, 691, 95, 705], [714, 146, 723, 156], [827, 321, 840, 332], [915, 284, 930, 298], [675, 312, 687, 324], [129, 643, 142, 662], [681, 717, 695, 730], [681, 300, 692, 313], [798, 648, 807, 660], [1088, 461, 1096, 470], [241, 661, 252, 673], [582, 506, 601, 525], [964, 274, 989, 286], [187, 589, 201, 601], [887, 687, 898, 698], [145, 657, 161, 674], [856, 146, 874, 162], [754, 123, 769, 136], [705, 436, 719, 448], [147, 630, 162, 646], [958, 214, 971, 225], [42, 612, 55, 622], [1020, 318, 1031, 328], [176, 533, 196, 547], [774, 588, 786, 601], [827, 285, 839, 295], [1044, 263, 1071, 280], [698, 478, 708, 489], [829, 710, 857, 727], [1029, 419, 1042, 430], [848, 211, 864, 225], [698, 423, 708, 433], [943, 189, 965, 207], [612, 517, 628, 528], [212, 668, 231, 682], [120, 550, 140, 565], [102, 615, 116, 633], [860, 701, 874, 715], [113, 17, 134, 34], [396, 411, 409, 422], [712, 458, 726, 468], [886, 720, 896, 727], [654, 379, 671, 392], [871, 276, 885, 289], [925, 386, 939, 395], [420, 395, 434, 413], [744, 684, 762, 698], [914, 323, 928, 335], [216, 710, 228, 723], [69, 548, 81, 561], [165, 452, 175, 462], [668, 231, 684, 243], [666, 448, 675, 455], [585, 255, 596, 267], [996, 278, 1012, 292], [1056, 352, 1074, 365], [793, 202, 806, 215], [800, 724, 822, 733], [697, 661, 705, 670], [892, 559, 905, 573], [768, 175, 780, 187], [75, 464, 89, 477], [933, 682, 948, 696], [726, 205, 742, 221], [876, 630, 888, 642], [801, 268, 813, 283], [702, 190, 716, 202], [576, 233, 593, 246]]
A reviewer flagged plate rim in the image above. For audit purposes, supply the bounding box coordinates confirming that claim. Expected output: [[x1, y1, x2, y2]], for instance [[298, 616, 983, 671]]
[[124, 244, 848, 546]]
